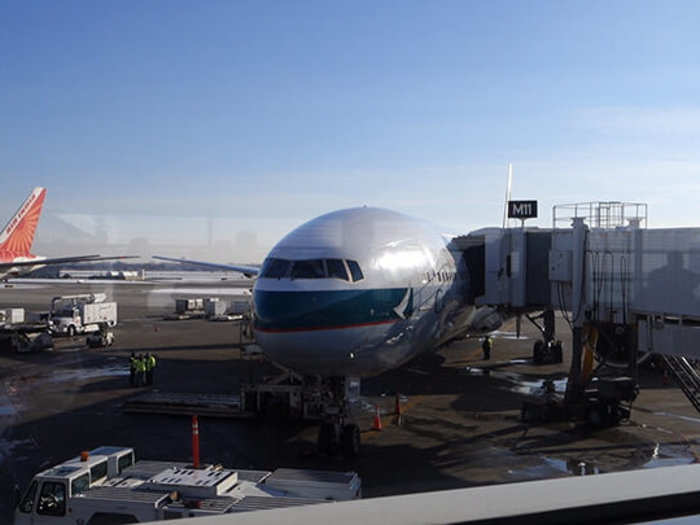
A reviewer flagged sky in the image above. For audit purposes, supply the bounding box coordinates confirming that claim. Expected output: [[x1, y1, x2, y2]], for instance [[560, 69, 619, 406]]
[[2, 1, 700, 261]]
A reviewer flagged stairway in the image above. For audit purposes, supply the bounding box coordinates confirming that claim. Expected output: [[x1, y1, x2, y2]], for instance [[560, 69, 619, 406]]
[[662, 355, 700, 413]]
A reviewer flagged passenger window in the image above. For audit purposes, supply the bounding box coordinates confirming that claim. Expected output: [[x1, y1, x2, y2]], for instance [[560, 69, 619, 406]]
[[18, 480, 37, 513], [90, 461, 108, 481], [347, 260, 364, 282], [291, 260, 325, 279], [37, 482, 66, 516], [326, 259, 348, 281], [71, 473, 90, 495], [260, 258, 290, 278]]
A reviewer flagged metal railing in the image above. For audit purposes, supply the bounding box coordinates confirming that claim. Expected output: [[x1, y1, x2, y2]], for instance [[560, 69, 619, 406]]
[[553, 201, 647, 229]]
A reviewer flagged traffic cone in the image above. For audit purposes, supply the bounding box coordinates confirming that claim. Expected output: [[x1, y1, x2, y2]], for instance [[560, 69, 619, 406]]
[[373, 405, 383, 431]]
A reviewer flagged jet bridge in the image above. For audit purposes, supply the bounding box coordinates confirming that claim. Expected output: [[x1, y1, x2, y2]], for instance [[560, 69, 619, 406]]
[[468, 201, 700, 423]]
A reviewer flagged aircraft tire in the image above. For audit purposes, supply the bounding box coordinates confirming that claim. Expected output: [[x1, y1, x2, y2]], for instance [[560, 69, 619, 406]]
[[317, 422, 333, 455], [554, 342, 563, 363], [533, 341, 543, 365], [342, 424, 361, 458]]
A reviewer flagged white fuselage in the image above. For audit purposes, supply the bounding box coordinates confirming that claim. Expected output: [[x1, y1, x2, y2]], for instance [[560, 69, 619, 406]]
[[253, 207, 495, 378]]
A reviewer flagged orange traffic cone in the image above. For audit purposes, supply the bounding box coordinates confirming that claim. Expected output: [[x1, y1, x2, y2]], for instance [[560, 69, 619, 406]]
[[373, 405, 383, 431]]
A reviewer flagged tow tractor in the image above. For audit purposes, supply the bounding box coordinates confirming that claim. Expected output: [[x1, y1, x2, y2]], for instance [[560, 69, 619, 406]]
[[14, 445, 361, 524]]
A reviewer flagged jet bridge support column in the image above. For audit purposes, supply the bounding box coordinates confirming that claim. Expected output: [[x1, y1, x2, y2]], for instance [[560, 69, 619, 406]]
[[565, 218, 587, 406]]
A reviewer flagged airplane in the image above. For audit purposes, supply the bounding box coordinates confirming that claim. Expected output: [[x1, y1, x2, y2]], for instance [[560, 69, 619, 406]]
[[0, 187, 135, 280], [155, 206, 503, 454]]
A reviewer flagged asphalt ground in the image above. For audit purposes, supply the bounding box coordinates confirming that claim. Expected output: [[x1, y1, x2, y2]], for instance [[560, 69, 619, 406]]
[[2, 279, 700, 522]]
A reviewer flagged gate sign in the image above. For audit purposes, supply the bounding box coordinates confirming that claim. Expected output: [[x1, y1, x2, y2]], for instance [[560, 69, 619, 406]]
[[508, 200, 538, 219]]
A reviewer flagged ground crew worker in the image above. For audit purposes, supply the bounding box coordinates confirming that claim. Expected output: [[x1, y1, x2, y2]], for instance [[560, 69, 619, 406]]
[[144, 353, 152, 385], [144, 353, 151, 385], [482, 336, 493, 360], [147, 353, 157, 385], [129, 352, 136, 387], [136, 354, 147, 386]]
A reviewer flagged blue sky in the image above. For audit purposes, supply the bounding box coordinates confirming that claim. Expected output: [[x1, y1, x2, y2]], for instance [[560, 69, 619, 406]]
[[2, 1, 700, 259]]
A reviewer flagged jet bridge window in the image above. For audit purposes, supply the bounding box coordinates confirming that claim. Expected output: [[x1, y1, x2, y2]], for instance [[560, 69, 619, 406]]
[[260, 258, 291, 278], [291, 259, 326, 279], [326, 259, 349, 281], [347, 260, 364, 282]]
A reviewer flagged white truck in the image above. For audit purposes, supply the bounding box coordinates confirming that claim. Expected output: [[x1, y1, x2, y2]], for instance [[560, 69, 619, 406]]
[[14, 446, 361, 524], [50, 294, 118, 337]]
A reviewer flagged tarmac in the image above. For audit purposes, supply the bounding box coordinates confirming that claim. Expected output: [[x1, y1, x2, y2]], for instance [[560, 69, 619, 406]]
[[2, 279, 700, 522]]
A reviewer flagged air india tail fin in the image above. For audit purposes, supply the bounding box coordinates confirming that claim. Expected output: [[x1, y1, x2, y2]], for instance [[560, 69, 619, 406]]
[[0, 187, 47, 255]]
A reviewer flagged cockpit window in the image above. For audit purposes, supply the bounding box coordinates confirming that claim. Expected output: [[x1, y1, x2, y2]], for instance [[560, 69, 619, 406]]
[[261, 258, 360, 281], [347, 260, 364, 282], [260, 258, 291, 278], [326, 259, 349, 281], [291, 259, 326, 279]]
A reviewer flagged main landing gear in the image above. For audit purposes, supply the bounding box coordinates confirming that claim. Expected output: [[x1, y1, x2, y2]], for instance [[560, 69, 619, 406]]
[[316, 377, 361, 458]]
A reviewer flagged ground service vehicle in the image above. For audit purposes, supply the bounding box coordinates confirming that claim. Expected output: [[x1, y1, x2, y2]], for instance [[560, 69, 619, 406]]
[[15, 446, 361, 524], [50, 294, 118, 337]]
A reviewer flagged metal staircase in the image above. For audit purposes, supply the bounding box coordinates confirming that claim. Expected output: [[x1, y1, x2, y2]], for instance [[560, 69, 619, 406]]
[[662, 355, 700, 414]]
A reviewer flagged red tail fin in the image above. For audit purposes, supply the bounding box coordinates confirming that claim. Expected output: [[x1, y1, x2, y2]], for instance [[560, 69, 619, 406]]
[[0, 187, 46, 255]]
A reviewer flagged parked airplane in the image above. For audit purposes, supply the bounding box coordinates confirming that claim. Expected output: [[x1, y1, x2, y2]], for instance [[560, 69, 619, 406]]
[[155, 206, 502, 454], [157, 207, 500, 375], [0, 187, 134, 280]]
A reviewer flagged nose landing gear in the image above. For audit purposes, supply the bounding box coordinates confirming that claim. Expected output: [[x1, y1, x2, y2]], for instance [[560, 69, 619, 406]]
[[316, 377, 361, 458]]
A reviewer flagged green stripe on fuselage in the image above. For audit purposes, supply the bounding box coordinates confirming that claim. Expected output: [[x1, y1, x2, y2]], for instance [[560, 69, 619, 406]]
[[254, 288, 411, 331]]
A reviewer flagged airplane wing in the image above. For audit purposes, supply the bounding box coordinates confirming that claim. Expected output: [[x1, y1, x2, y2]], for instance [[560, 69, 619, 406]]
[[0, 255, 138, 270], [152, 255, 260, 277]]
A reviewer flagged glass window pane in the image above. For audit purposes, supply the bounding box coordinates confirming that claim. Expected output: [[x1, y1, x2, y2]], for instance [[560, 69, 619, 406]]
[[347, 260, 364, 281], [260, 258, 290, 278], [38, 482, 66, 516], [326, 259, 348, 280], [71, 473, 90, 495], [118, 452, 134, 474], [291, 260, 326, 279], [90, 461, 108, 481], [19, 480, 37, 513]]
